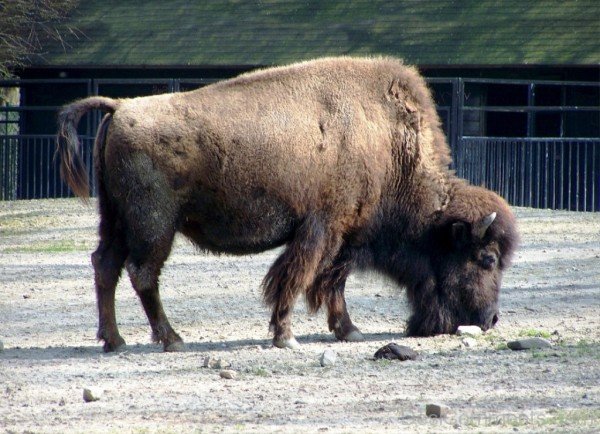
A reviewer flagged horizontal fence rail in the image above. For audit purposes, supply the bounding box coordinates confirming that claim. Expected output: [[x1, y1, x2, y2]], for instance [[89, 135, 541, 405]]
[[1, 77, 599, 211]]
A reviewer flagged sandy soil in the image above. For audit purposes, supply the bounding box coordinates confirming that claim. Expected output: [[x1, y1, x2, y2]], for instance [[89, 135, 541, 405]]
[[1, 199, 599, 433]]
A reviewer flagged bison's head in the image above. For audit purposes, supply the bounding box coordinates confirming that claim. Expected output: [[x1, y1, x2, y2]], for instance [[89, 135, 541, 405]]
[[405, 198, 517, 337]]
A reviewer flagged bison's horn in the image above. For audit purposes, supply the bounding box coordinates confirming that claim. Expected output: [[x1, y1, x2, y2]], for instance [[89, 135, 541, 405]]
[[473, 212, 496, 239]]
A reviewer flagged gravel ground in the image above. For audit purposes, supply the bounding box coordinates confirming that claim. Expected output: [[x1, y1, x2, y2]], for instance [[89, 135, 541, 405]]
[[1, 198, 599, 433]]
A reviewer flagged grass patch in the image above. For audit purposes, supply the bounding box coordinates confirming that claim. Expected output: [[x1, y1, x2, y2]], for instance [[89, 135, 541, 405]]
[[462, 408, 600, 429], [2, 239, 92, 253], [573, 339, 598, 358], [530, 349, 553, 359], [519, 328, 552, 339], [374, 358, 393, 367], [539, 408, 600, 429], [248, 367, 270, 377]]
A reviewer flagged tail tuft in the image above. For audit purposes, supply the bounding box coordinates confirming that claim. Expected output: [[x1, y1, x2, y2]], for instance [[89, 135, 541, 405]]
[[56, 97, 119, 200]]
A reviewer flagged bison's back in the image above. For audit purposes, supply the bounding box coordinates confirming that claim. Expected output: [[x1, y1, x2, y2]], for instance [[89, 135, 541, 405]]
[[101, 57, 447, 253]]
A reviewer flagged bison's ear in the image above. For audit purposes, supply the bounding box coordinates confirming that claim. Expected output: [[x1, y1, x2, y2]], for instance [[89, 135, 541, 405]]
[[451, 221, 470, 249]]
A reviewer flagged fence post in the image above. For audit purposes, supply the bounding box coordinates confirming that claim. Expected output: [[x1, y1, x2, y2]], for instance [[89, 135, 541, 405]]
[[527, 83, 535, 137]]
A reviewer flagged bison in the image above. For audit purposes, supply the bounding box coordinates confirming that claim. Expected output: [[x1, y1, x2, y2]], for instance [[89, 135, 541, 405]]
[[56, 57, 517, 352]]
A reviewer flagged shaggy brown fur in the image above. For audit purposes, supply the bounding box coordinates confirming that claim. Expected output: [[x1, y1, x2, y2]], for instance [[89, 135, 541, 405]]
[[56, 57, 517, 351]]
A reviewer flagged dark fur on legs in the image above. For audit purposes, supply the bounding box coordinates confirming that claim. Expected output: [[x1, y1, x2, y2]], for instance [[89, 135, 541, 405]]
[[263, 213, 340, 347], [305, 248, 363, 341]]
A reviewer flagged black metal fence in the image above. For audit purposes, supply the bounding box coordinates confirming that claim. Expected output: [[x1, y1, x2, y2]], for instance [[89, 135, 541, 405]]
[[1, 77, 599, 210], [455, 138, 598, 211], [0, 135, 95, 200]]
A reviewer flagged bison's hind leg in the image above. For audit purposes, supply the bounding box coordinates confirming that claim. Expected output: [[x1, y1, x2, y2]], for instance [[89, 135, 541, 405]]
[[109, 152, 183, 351], [92, 227, 128, 352], [118, 153, 184, 352], [93, 181, 129, 352]]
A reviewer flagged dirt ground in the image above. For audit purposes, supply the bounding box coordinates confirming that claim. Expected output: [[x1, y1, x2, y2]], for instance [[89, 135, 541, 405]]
[[1, 198, 599, 433]]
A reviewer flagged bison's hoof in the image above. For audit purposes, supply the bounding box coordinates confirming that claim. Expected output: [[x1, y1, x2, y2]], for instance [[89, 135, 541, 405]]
[[342, 329, 365, 342], [164, 340, 185, 352], [273, 336, 300, 350], [102, 337, 126, 353]]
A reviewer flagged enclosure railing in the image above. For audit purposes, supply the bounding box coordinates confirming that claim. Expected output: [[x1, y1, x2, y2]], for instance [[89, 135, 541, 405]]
[[455, 137, 598, 212], [0, 135, 95, 200], [1, 77, 599, 210], [454, 78, 599, 211]]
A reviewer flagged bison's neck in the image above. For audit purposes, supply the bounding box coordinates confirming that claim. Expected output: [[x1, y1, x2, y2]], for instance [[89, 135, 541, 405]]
[[384, 165, 451, 231], [367, 167, 452, 281]]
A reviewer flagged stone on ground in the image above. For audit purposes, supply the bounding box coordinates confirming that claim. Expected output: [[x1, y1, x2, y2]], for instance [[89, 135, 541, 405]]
[[507, 337, 552, 350], [219, 369, 237, 379], [374, 343, 418, 361], [426, 403, 450, 418], [457, 325, 483, 336], [82, 387, 103, 403], [320, 349, 337, 367]]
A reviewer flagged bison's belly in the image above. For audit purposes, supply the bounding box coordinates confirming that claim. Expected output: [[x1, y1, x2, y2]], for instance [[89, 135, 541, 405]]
[[180, 187, 297, 255]]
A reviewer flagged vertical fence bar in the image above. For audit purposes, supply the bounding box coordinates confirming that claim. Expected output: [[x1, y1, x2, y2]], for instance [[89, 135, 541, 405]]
[[45, 138, 49, 198], [456, 78, 465, 178], [576, 141, 581, 211], [450, 79, 459, 152], [592, 143, 596, 211], [527, 84, 535, 137], [583, 142, 588, 211], [568, 141, 573, 210]]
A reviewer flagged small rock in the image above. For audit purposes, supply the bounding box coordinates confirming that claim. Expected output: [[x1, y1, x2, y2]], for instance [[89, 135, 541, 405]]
[[319, 349, 337, 367], [215, 359, 230, 369], [507, 337, 552, 350], [457, 325, 482, 336], [219, 369, 237, 379], [374, 343, 419, 361], [426, 403, 450, 418], [461, 337, 477, 348], [0, 339, 4, 352], [204, 357, 230, 369], [82, 387, 103, 402]]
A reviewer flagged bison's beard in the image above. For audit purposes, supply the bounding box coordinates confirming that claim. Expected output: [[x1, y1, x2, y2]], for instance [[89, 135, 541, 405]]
[[405, 306, 458, 336], [405, 285, 499, 336], [404, 278, 462, 336]]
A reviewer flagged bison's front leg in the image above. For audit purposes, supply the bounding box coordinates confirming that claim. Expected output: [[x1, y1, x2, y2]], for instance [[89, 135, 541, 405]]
[[263, 214, 341, 349], [327, 287, 364, 342]]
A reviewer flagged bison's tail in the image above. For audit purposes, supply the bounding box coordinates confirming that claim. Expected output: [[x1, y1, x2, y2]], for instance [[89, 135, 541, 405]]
[[56, 96, 120, 200]]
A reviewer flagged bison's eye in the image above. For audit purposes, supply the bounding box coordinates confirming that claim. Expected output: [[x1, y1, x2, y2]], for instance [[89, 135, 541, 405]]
[[480, 253, 497, 270]]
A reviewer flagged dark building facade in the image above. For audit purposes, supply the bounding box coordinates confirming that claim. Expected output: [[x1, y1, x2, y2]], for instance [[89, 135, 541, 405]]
[[1, 1, 599, 209]]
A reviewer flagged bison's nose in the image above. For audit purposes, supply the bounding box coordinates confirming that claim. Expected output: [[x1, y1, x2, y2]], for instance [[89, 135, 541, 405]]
[[482, 310, 499, 331], [491, 313, 499, 326], [474, 306, 499, 331]]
